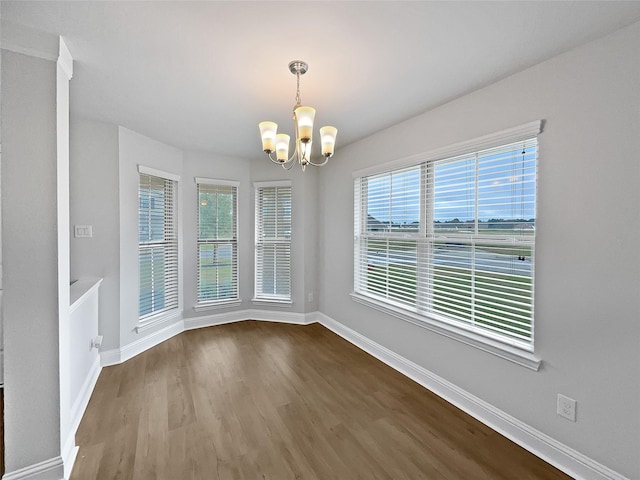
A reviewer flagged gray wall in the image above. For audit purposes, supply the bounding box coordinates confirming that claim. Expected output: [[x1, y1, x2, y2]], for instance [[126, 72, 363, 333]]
[[1, 50, 62, 472], [318, 22, 640, 478], [70, 118, 120, 350]]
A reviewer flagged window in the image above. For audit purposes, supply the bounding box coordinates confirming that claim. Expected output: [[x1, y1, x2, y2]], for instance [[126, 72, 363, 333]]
[[254, 181, 292, 302], [354, 124, 539, 350], [196, 178, 239, 305], [138, 169, 179, 319]]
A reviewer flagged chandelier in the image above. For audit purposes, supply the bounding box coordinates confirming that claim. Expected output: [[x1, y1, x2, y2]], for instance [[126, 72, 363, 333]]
[[259, 60, 337, 171]]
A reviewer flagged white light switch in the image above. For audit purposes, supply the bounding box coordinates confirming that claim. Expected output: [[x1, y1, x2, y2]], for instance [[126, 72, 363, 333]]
[[74, 225, 93, 238]]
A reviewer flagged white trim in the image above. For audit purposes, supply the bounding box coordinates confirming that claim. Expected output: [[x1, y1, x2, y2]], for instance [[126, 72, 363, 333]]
[[184, 310, 255, 330], [57, 37, 73, 80], [184, 308, 315, 331], [316, 312, 629, 480], [135, 309, 182, 333], [137, 164, 180, 182], [350, 292, 541, 370], [61, 443, 78, 480], [2, 456, 64, 480], [101, 318, 184, 367], [195, 177, 240, 187], [193, 299, 243, 312], [353, 120, 543, 179], [251, 298, 294, 307], [70, 278, 102, 313], [248, 309, 314, 325], [103, 311, 315, 364], [61, 355, 100, 479], [253, 180, 292, 188], [65, 355, 101, 458]]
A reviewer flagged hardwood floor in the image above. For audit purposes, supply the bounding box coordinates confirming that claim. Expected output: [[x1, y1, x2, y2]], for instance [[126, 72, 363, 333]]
[[1, 387, 3, 477], [71, 321, 571, 479]]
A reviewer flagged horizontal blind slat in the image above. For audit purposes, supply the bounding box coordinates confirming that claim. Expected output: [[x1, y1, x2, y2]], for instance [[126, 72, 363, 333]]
[[197, 181, 239, 303], [355, 136, 537, 345]]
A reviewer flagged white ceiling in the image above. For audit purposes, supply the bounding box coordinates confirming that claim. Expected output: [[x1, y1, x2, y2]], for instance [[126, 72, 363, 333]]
[[3, 1, 640, 160]]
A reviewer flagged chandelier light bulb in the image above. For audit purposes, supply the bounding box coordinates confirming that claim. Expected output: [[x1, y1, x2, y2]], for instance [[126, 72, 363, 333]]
[[320, 126, 338, 157], [275, 133, 290, 162], [258, 121, 278, 153], [294, 106, 316, 143]]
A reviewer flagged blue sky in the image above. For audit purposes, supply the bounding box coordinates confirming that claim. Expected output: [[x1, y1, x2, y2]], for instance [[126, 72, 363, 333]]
[[367, 147, 536, 224]]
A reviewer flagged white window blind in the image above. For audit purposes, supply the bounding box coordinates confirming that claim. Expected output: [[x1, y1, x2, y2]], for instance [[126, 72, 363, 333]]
[[355, 137, 538, 348], [139, 172, 179, 319], [255, 183, 292, 301], [197, 180, 239, 304]]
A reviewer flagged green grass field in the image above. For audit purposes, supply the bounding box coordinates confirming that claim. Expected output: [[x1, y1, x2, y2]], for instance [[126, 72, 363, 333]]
[[366, 261, 532, 341]]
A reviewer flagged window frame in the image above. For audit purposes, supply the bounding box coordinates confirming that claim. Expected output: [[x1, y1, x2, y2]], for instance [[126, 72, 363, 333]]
[[352, 121, 542, 370], [137, 165, 181, 329], [195, 177, 240, 310], [253, 180, 293, 304]]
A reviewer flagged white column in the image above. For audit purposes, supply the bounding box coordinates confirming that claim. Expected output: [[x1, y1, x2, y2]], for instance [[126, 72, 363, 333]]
[[57, 38, 75, 478]]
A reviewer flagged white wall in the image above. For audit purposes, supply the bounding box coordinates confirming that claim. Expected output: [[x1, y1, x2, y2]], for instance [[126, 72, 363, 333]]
[[318, 22, 640, 479], [1, 49, 63, 475], [70, 117, 120, 351]]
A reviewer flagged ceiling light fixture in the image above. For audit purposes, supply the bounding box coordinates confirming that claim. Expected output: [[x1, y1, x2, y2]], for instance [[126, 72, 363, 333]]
[[259, 60, 337, 171]]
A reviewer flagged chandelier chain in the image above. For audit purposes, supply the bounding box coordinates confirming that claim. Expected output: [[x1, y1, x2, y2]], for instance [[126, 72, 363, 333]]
[[295, 71, 302, 107]]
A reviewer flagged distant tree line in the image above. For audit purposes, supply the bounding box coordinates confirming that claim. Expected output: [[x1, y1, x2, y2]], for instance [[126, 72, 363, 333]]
[[367, 215, 535, 231], [435, 218, 534, 223]]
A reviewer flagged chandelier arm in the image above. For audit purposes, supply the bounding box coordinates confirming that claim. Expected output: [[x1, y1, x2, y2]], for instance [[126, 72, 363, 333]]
[[282, 159, 296, 171], [267, 151, 300, 169], [307, 156, 331, 167], [267, 152, 283, 165], [267, 152, 294, 166], [287, 148, 298, 164]]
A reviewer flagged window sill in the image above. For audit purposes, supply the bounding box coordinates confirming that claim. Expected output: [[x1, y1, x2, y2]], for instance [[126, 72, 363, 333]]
[[136, 309, 182, 333], [350, 293, 541, 371], [251, 298, 293, 307], [193, 299, 242, 312]]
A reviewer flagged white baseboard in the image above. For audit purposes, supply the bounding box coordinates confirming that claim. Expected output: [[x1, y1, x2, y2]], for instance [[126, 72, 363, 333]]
[[101, 319, 184, 367], [102, 309, 316, 366], [60, 445, 77, 480], [61, 354, 102, 478], [316, 312, 628, 480], [2, 456, 64, 480], [183, 308, 316, 331]]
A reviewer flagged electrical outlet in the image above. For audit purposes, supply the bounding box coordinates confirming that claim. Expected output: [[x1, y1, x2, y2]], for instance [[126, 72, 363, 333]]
[[307, 292, 314, 303], [557, 394, 577, 422], [90, 335, 103, 350]]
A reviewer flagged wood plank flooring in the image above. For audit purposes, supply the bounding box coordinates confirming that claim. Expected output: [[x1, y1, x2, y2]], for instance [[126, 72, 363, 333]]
[[1, 387, 3, 476], [71, 321, 572, 479]]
